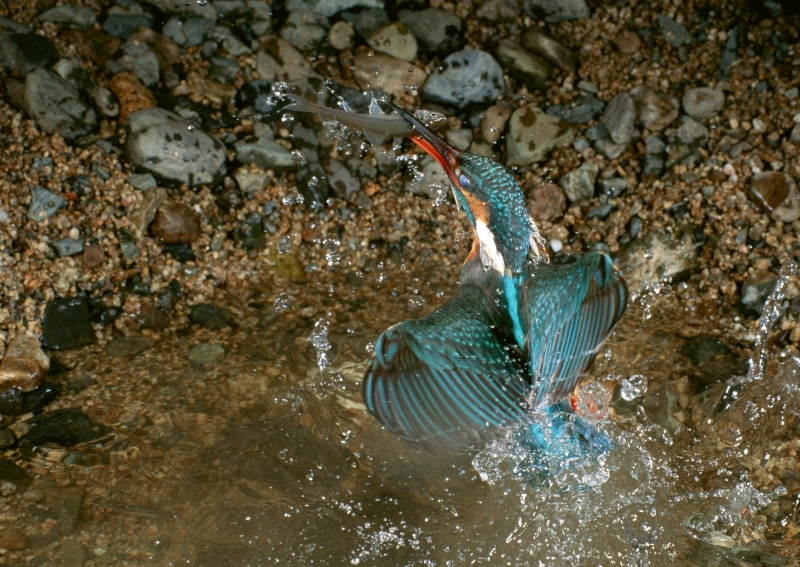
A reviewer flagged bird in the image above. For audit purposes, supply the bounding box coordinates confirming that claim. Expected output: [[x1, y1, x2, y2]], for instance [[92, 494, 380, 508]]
[[362, 101, 629, 456]]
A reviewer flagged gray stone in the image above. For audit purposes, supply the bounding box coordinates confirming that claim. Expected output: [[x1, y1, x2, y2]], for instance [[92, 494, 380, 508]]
[[0, 32, 59, 75], [328, 20, 354, 50], [223, 35, 252, 55], [643, 154, 664, 176], [682, 87, 724, 119], [188, 343, 226, 364], [785, 88, 799, 101], [630, 85, 679, 132], [214, 0, 247, 18], [61, 538, 88, 567], [163, 15, 215, 46], [559, 162, 599, 202], [657, 14, 693, 47], [423, 49, 504, 109], [234, 167, 269, 193], [367, 21, 417, 61], [0, 17, 32, 34], [126, 108, 227, 187], [324, 160, 361, 198], [256, 36, 320, 81], [91, 86, 119, 118], [280, 10, 330, 51], [107, 41, 160, 87], [39, 6, 96, 29], [600, 177, 627, 196], [398, 8, 462, 55], [615, 231, 699, 289], [601, 93, 636, 145], [103, 14, 154, 39], [106, 336, 154, 357], [645, 134, 666, 154], [209, 57, 239, 83], [521, 28, 576, 72], [248, 0, 272, 35], [236, 138, 297, 172], [563, 94, 604, 124], [595, 138, 626, 159], [141, 0, 217, 19], [523, 0, 589, 22], [25, 69, 96, 139], [0, 428, 15, 449], [494, 40, 550, 92], [481, 104, 512, 143], [476, 0, 521, 22], [404, 154, 450, 199], [586, 122, 608, 141], [676, 118, 709, 147], [354, 8, 390, 39], [27, 186, 65, 222], [55, 490, 84, 535], [749, 172, 800, 223], [352, 50, 425, 96], [286, 0, 383, 17], [446, 128, 473, 151], [54, 238, 84, 257], [791, 123, 800, 145], [741, 273, 780, 316], [587, 203, 614, 219], [128, 173, 157, 191], [505, 105, 573, 166]]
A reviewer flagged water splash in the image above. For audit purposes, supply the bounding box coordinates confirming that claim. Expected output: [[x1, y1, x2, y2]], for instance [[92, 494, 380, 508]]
[[307, 318, 332, 372], [273, 292, 292, 312], [621, 374, 648, 401], [278, 235, 293, 254], [323, 238, 341, 268]]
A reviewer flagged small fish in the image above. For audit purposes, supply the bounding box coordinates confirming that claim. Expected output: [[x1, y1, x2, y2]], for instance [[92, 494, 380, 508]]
[[284, 94, 447, 146]]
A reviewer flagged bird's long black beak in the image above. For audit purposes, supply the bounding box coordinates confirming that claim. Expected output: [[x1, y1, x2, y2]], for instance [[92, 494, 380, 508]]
[[384, 100, 461, 183]]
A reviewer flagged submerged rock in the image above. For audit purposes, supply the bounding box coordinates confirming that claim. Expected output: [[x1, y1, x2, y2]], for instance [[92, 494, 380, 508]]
[[367, 22, 417, 62], [523, 0, 589, 22], [506, 105, 573, 166], [657, 14, 693, 47], [749, 172, 800, 223], [404, 154, 450, 199], [520, 28, 576, 72], [23, 408, 111, 446], [423, 49, 504, 108], [0, 32, 59, 75], [526, 181, 566, 221], [0, 333, 49, 392], [280, 10, 330, 51], [601, 93, 636, 145], [39, 6, 97, 29], [615, 231, 700, 289], [286, 0, 383, 17], [398, 8, 463, 55], [682, 87, 724, 119], [42, 297, 94, 350], [630, 86, 679, 132], [353, 49, 426, 96], [559, 162, 599, 202], [25, 69, 96, 139], [494, 40, 550, 92]]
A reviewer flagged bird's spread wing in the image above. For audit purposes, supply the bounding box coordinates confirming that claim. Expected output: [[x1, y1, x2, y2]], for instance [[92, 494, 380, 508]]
[[363, 287, 531, 450], [523, 252, 628, 406]]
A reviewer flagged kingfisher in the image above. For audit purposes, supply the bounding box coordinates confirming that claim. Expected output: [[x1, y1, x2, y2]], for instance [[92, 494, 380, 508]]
[[362, 102, 628, 456]]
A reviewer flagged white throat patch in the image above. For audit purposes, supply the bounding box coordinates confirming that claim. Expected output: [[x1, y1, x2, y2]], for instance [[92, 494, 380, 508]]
[[476, 220, 505, 274]]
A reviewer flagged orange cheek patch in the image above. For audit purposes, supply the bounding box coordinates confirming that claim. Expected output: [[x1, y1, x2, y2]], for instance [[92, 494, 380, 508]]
[[463, 192, 490, 225], [463, 237, 480, 265]]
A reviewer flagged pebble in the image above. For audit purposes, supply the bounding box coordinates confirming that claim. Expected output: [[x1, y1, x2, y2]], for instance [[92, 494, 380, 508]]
[[645, 134, 666, 154], [0, 31, 59, 75], [234, 167, 269, 194], [708, 531, 736, 549], [595, 138, 626, 159], [163, 15, 215, 47], [749, 172, 800, 223], [682, 87, 724, 119], [190, 303, 234, 329], [527, 181, 566, 221], [103, 13, 155, 40], [62, 538, 88, 567], [324, 160, 362, 198], [128, 172, 157, 191], [562, 94, 604, 124], [55, 489, 84, 535], [423, 49, 504, 108], [601, 93, 636, 145], [147, 0, 217, 19], [615, 29, 641, 54], [476, 0, 521, 22], [130, 26, 181, 72], [481, 104, 512, 143], [630, 86, 679, 132], [125, 108, 227, 187], [109, 71, 157, 123], [587, 203, 614, 219], [0, 458, 26, 482], [151, 201, 202, 243], [0, 333, 49, 392], [24, 408, 111, 446], [129, 186, 166, 239], [368, 22, 418, 62], [296, 163, 330, 210], [0, 526, 28, 551], [494, 40, 550, 93], [740, 272, 780, 316], [505, 105, 573, 166], [53, 237, 84, 257], [188, 343, 226, 364], [209, 57, 240, 88], [41, 296, 94, 350], [39, 6, 97, 29], [615, 231, 699, 289], [600, 177, 627, 196], [285, 0, 382, 17], [328, 20, 354, 50], [520, 28, 576, 72], [785, 88, 799, 101], [676, 118, 710, 147], [27, 185, 65, 222], [559, 162, 599, 202], [354, 8, 390, 39], [25, 69, 97, 139], [523, 0, 589, 22], [353, 49, 425, 96], [404, 155, 451, 199], [235, 137, 297, 172], [91, 86, 120, 118], [22, 382, 60, 413], [106, 40, 160, 87], [83, 244, 106, 267], [398, 8, 462, 55], [0, 428, 14, 449], [136, 305, 169, 331], [0, 17, 32, 34], [446, 129, 473, 151], [0, 388, 22, 415], [248, 1, 272, 35], [105, 336, 155, 357], [281, 10, 330, 51], [657, 14, 693, 47]]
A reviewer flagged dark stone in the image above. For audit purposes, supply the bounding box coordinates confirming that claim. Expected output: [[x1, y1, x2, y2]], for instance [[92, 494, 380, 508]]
[[296, 163, 330, 210], [23, 408, 112, 447], [42, 297, 94, 351], [657, 14, 693, 47], [0, 388, 24, 416], [136, 305, 169, 330], [0, 458, 27, 482], [563, 94, 604, 124], [324, 160, 361, 199], [22, 382, 60, 413], [124, 273, 152, 296], [680, 336, 731, 366], [0, 32, 59, 75], [740, 274, 779, 317], [189, 304, 234, 329], [587, 203, 614, 219], [66, 378, 97, 393], [106, 336, 154, 357], [235, 79, 279, 116], [0, 428, 15, 449], [102, 14, 154, 40], [157, 280, 182, 314], [209, 57, 239, 84], [354, 8, 390, 38], [398, 8, 463, 55], [163, 242, 196, 262], [216, 186, 243, 212], [235, 213, 267, 250]]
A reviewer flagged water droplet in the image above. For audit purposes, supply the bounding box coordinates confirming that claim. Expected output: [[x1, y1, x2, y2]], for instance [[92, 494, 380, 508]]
[[273, 292, 292, 312], [277, 235, 293, 254], [307, 318, 332, 372], [408, 295, 425, 309], [291, 150, 307, 166], [621, 374, 648, 401]]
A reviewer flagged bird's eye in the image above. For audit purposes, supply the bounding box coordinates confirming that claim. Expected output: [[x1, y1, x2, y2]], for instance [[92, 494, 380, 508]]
[[458, 173, 472, 190]]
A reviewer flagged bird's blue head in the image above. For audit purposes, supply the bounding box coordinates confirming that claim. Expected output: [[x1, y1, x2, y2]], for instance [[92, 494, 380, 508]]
[[387, 102, 546, 275]]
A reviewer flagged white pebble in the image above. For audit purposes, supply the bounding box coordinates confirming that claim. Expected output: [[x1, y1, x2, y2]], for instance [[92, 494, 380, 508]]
[[550, 239, 563, 253]]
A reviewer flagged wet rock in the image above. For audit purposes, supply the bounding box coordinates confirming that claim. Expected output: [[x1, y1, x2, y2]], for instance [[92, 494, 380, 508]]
[[164, 242, 195, 262], [90, 86, 119, 118], [296, 162, 330, 210], [749, 172, 800, 223], [62, 538, 88, 567], [740, 273, 779, 316], [354, 9, 389, 38], [128, 186, 166, 240], [615, 231, 699, 289], [423, 49, 504, 108], [22, 382, 60, 413], [657, 14, 693, 47], [151, 201, 202, 243], [0, 526, 28, 551], [481, 104, 512, 143], [494, 40, 550, 92], [0, 32, 59, 75], [125, 108, 227, 187], [328, 20, 354, 50], [190, 304, 234, 329], [82, 245, 105, 269], [42, 297, 94, 351], [645, 134, 666, 154], [27, 185, 65, 222], [523, 0, 589, 22], [601, 93, 636, 145], [106, 41, 159, 87], [0, 18, 32, 34], [404, 154, 450, 199], [353, 49, 425, 96], [207, 57, 238, 84], [600, 177, 627, 196], [559, 162, 599, 202], [128, 173, 157, 191], [0, 333, 49, 392], [39, 6, 96, 29], [595, 139, 625, 159], [368, 22, 417, 61], [188, 343, 226, 364], [520, 28, 576, 72], [682, 87, 724, 119], [676, 118, 709, 147], [235, 213, 267, 249], [109, 71, 157, 124], [24, 408, 111, 446], [106, 336, 155, 357], [172, 71, 237, 106], [234, 167, 269, 194], [446, 128, 473, 151], [25, 69, 96, 139], [258, 36, 322, 82], [0, 388, 23, 416], [615, 29, 641, 54], [476, 0, 521, 22], [286, 0, 383, 17], [163, 15, 215, 47], [0, 459, 26, 482], [247, 1, 272, 35], [136, 305, 169, 331], [506, 105, 573, 166], [235, 137, 297, 172], [561, 94, 604, 124], [630, 86, 679, 132], [324, 160, 361, 198], [129, 27, 180, 72], [680, 335, 732, 366], [142, 0, 217, 19], [280, 10, 330, 51], [0, 428, 15, 449], [398, 8, 462, 55], [54, 489, 84, 535], [103, 13, 155, 40], [526, 181, 566, 221]]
